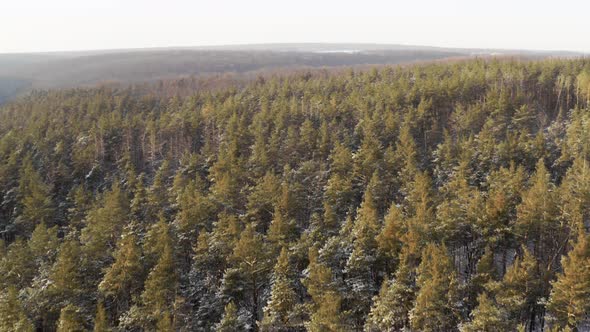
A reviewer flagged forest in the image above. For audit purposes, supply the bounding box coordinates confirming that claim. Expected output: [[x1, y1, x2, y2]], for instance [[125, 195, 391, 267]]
[[0, 46, 467, 104], [0, 58, 589, 331]]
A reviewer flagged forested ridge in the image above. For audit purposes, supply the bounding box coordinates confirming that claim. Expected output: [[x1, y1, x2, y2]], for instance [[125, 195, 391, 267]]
[[1, 58, 590, 331]]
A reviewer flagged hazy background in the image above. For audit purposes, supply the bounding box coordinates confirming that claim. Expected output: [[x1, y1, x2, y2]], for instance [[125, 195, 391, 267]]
[[2, 0, 590, 54]]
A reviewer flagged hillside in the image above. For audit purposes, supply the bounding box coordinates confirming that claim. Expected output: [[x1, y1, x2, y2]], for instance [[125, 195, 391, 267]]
[[0, 43, 581, 104], [1, 58, 590, 331]]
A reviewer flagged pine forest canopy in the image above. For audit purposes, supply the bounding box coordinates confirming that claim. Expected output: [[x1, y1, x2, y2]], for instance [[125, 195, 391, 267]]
[[0, 57, 590, 331]]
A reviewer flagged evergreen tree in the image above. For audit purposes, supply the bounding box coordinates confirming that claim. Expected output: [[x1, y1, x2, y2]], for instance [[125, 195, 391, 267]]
[[559, 157, 590, 233], [50, 239, 83, 299], [57, 304, 86, 332], [17, 158, 54, 235], [376, 202, 405, 273], [306, 291, 345, 332], [487, 248, 542, 330], [188, 231, 224, 331], [147, 160, 171, 220], [344, 189, 380, 327], [481, 163, 525, 241], [130, 173, 148, 222], [141, 243, 177, 324], [143, 214, 173, 267], [266, 205, 295, 251], [226, 223, 272, 325], [304, 247, 345, 332], [260, 247, 299, 331], [516, 159, 560, 262], [0, 286, 35, 332], [209, 138, 245, 210], [174, 177, 213, 249], [353, 127, 382, 186], [216, 301, 245, 332], [396, 119, 419, 194], [93, 301, 109, 332], [325, 143, 355, 217], [0, 238, 36, 290], [467, 246, 498, 309], [436, 158, 483, 249], [460, 293, 510, 332], [28, 222, 59, 265], [410, 244, 460, 332], [405, 171, 436, 245], [81, 182, 130, 269], [366, 244, 419, 331], [66, 184, 93, 231], [98, 233, 143, 318], [246, 171, 281, 227], [547, 232, 590, 330], [155, 310, 174, 332]]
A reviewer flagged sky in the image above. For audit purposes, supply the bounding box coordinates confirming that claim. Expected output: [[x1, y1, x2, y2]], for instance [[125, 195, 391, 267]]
[[1, 0, 589, 54]]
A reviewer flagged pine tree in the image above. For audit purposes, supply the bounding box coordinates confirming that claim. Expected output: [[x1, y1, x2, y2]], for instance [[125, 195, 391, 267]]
[[487, 248, 541, 329], [0, 286, 35, 332], [143, 215, 173, 267], [17, 158, 54, 235], [307, 291, 345, 332], [93, 301, 109, 332], [353, 127, 383, 186], [174, 177, 213, 248], [246, 171, 281, 227], [216, 302, 244, 332], [322, 201, 340, 237], [130, 173, 148, 222], [81, 182, 130, 269], [66, 184, 93, 231], [396, 119, 419, 194], [98, 233, 143, 318], [325, 143, 355, 217], [482, 163, 525, 241], [28, 222, 59, 265], [405, 171, 436, 245], [345, 189, 380, 327], [50, 239, 83, 298], [147, 160, 171, 220], [209, 138, 245, 210], [141, 243, 177, 323], [57, 304, 86, 332], [516, 159, 560, 261], [468, 246, 498, 309], [460, 293, 510, 332], [559, 157, 590, 233], [410, 244, 460, 332], [376, 202, 405, 273], [249, 125, 270, 178], [188, 231, 224, 331], [365, 244, 420, 331], [304, 247, 345, 332], [436, 158, 483, 249], [547, 232, 590, 330], [155, 310, 174, 332], [209, 212, 242, 259], [227, 223, 272, 325], [299, 118, 317, 160], [0, 238, 36, 290], [260, 247, 299, 331], [267, 205, 295, 250]]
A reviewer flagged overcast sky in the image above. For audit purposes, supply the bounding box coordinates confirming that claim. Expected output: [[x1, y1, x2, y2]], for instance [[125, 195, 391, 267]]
[[1, 0, 589, 54]]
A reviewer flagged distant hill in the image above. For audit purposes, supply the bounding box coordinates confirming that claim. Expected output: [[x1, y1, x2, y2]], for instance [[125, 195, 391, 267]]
[[0, 43, 583, 103]]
